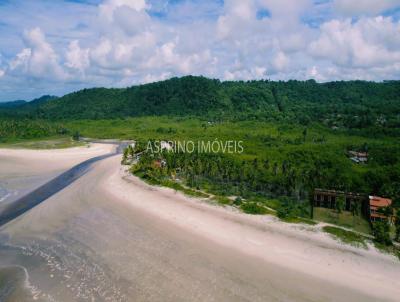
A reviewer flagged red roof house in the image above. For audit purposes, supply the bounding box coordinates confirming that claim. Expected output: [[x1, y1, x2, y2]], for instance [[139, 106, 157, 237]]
[[369, 196, 394, 223]]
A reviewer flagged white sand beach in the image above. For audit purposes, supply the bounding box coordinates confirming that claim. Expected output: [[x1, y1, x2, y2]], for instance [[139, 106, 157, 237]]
[[0, 143, 115, 203], [0, 143, 115, 176], [0, 151, 399, 301], [107, 156, 400, 301]]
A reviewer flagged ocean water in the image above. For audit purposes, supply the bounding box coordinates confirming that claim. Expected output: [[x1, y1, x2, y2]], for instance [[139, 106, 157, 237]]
[[0, 242, 57, 302], [0, 185, 11, 203], [0, 172, 62, 206], [0, 236, 126, 302], [0, 240, 39, 302], [0, 266, 39, 302]]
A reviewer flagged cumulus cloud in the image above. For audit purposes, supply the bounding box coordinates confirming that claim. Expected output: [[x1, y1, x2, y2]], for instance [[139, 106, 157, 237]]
[[224, 66, 266, 80], [8, 27, 65, 80], [271, 51, 290, 72], [99, 0, 148, 20], [259, 0, 312, 21], [98, 0, 151, 37], [143, 40, 216, 76], [333, 0, 400, 16], [142, 72, 172, 84], [0, 0, 400, 100], [217, 0, 258, 40], [65, 40, 90, 73], [309, 17, 400, 68]]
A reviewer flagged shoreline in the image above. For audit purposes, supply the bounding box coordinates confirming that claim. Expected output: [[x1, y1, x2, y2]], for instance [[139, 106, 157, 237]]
[[0, 152, 398, 301], [105, 157, 400, 301], [0, 143, 116, 204]]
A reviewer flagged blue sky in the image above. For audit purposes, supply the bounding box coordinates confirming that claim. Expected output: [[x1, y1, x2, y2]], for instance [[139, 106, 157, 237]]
[[0, 0, 400, 101]]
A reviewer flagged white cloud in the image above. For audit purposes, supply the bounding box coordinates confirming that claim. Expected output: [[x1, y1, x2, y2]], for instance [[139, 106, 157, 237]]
[[259, 0, 312, 19], [271, 51, 290, 72], [9, 48, 31, 71], [306, 65, 327, 81], [99, 0, 148, 20], [144, 41, 216, 75], [333, 0, 400, 16], [143, 72, 172, 84], [309, 17, 400, 68], [112, 5, 151, 35], [217, 0, 258, 40], [8, 28, 65, 80], [224, 65, 267, 80], [1, 0, 400, 100], [65, 40, 89, 73], [224, 0, 256, 20]]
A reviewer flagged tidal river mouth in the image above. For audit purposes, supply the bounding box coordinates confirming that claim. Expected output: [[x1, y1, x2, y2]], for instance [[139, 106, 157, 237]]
[[0, 142, 125, 227], [0, 143, 120, 301], [0, 144, 399, 302]]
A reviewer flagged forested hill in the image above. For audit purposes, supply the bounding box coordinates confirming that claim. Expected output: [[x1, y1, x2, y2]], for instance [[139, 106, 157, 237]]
[[0, 100, 27, 108], [2, 76, 400, 128], [0, 95, 57, 111]]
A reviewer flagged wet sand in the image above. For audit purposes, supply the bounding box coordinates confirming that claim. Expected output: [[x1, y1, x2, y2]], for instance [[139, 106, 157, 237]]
[[0, 153, 399, 301], [0, 266, 34, 302], [0, 144, 115, 205]]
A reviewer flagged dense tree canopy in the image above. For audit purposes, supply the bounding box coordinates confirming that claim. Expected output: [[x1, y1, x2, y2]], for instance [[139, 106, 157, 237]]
[[1, 76, 399, 212], [1, 77, 399, 135]]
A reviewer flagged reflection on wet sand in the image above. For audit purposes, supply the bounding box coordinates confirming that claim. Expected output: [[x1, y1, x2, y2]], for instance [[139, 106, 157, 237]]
[[0, 146, 399, 301], [0, 266, 35, 302]]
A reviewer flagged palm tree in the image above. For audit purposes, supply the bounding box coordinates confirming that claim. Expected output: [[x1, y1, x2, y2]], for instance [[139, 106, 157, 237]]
[[395, 211, 400, 242], [351, 201, 360, 226], [336, 195, 345, 221]]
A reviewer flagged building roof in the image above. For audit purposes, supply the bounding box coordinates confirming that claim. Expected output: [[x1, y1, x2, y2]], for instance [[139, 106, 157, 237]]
[[369, 196, 392, 207], [348, 151, 368, 158], [314, 189, 365, 198], [370, 212, 389, 219]]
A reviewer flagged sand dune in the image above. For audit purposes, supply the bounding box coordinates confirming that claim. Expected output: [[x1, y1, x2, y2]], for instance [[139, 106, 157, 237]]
[[1, 153, 399, 301]]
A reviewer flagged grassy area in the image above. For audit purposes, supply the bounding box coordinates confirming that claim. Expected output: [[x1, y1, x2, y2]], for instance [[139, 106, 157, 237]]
[[323, 226, 368, 249], [246, 196, 281, 210], [164, 181, 210, 198], [132, 171, 210, 199], [238, 199, 315, 223], [241, 196, 317, 224], [74, 115, 399, 230], [240, 202, 273, 215], [373, 242, 400, 260], [314, 207, 371, 234], [64, 117, 397, 162], [212, 195, 232, 205], [0, 136, 86, 149], [66, 117, 400, 199], [281, 216, 317, 225]]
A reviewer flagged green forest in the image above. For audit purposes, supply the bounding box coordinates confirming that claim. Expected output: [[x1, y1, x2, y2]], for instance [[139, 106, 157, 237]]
[[115, 117, 400, 213], [1, 76, 399, 244], [1, 76, 399, 135]]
